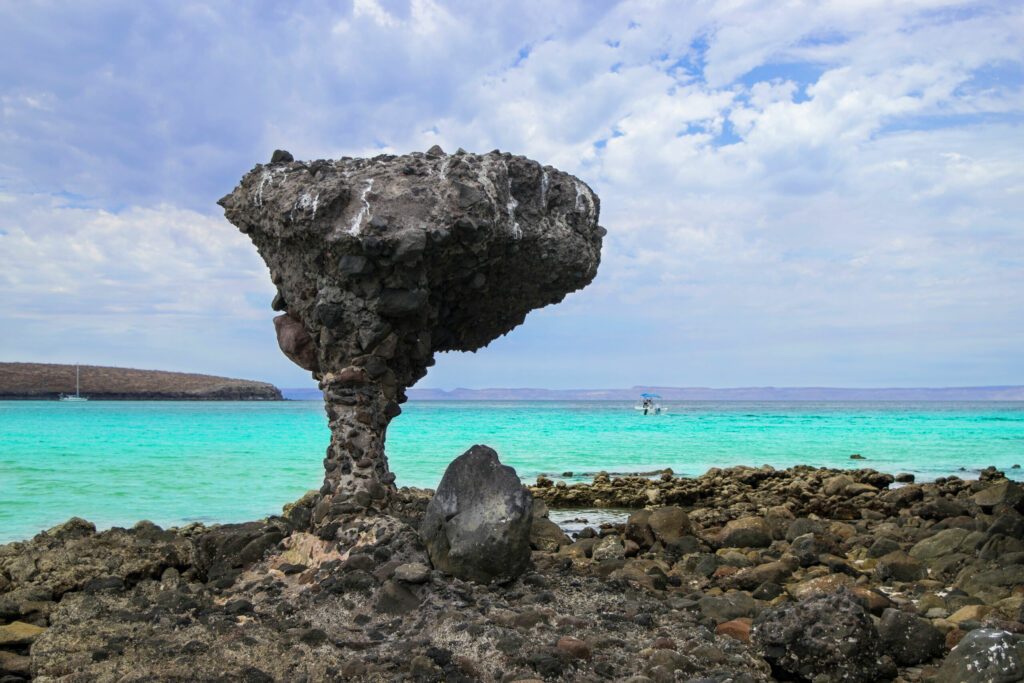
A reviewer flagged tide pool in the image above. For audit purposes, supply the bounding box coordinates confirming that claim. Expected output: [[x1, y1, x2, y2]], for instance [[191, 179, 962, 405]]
[[1, 400, 1022, 542]]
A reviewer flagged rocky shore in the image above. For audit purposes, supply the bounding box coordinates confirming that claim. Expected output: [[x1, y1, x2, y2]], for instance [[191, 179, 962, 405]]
[[2, 462, 1022, 682], [7, 147, 1018, 681]]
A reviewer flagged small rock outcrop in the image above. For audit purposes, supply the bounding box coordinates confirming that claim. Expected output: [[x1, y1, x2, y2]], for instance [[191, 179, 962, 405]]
[[420, 445, 533, 583], [7, 464, 1024, 680], [220, 148, 603, 528]]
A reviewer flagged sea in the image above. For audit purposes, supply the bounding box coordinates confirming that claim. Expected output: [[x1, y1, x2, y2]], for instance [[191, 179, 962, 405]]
[[1, 400, 1022, 543]]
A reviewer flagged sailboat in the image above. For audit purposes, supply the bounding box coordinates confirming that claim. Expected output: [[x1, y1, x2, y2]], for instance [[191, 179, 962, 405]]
[[59, 365, 89, 402]]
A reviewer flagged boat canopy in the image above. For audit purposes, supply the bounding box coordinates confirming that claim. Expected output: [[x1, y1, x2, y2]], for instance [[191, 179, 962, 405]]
[[640, 393, 661, 398]]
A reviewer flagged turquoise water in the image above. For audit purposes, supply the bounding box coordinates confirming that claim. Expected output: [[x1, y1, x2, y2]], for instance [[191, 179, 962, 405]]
[[1, 400, 1022, 542]]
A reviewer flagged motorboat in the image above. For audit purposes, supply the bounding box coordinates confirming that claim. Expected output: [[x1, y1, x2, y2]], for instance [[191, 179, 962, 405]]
[[634, 392, 664, 415]]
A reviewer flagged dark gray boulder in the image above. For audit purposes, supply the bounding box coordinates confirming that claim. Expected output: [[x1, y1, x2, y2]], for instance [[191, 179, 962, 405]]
[[877, 607, 945, 666], [220, 148, 603, 528], [752, 588, 891, 683], [935, 629, 1024, 683], [420, 445, 533, 583]]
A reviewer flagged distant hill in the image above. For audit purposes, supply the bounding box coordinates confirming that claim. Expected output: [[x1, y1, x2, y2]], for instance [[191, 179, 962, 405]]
[[0, 363, 283, 401], [395, 385, 1024, 401]]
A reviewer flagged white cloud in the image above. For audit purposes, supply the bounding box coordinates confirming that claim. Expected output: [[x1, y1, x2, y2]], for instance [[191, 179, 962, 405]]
[[0, 196, 271, 319], [0, 0, 1021, 386]]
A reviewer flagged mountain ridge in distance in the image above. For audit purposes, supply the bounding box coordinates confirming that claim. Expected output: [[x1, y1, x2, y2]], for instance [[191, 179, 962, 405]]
[[281, 385, 1024, 401]]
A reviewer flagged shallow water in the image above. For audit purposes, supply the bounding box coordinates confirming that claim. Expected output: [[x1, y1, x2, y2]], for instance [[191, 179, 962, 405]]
[[1, 400, 1022, 542]]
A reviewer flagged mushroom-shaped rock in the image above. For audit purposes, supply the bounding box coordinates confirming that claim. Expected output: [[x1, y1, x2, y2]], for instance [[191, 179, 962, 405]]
[[219, 149, 603, 528], [420, 445, 533, 583]]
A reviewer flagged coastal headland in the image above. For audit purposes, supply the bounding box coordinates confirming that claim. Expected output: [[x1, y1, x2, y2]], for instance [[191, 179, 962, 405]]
[[0, 363, 283, 401]]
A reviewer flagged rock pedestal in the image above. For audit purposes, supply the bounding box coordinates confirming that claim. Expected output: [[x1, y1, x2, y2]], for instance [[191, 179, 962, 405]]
[[220, 148, 603, 532]]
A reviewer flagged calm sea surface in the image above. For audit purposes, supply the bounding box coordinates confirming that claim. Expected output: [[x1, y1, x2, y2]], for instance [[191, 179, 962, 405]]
[[1, 400, 1022, 542]]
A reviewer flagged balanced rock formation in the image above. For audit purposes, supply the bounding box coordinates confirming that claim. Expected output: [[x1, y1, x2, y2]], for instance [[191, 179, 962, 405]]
[[220, 148, 603, 527], [420, 445, 533, 583]]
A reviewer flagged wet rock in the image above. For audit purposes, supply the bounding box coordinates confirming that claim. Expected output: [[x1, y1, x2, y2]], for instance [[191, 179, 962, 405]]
[[752, 589, 887, 683], [877, 607, 945, 665], [420, 445, 533, 583], [934, 628, 1024, 683]]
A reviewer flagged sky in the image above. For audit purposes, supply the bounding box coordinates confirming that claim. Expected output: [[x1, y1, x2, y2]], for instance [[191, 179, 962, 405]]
[[1, 0, 1022, 390]]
